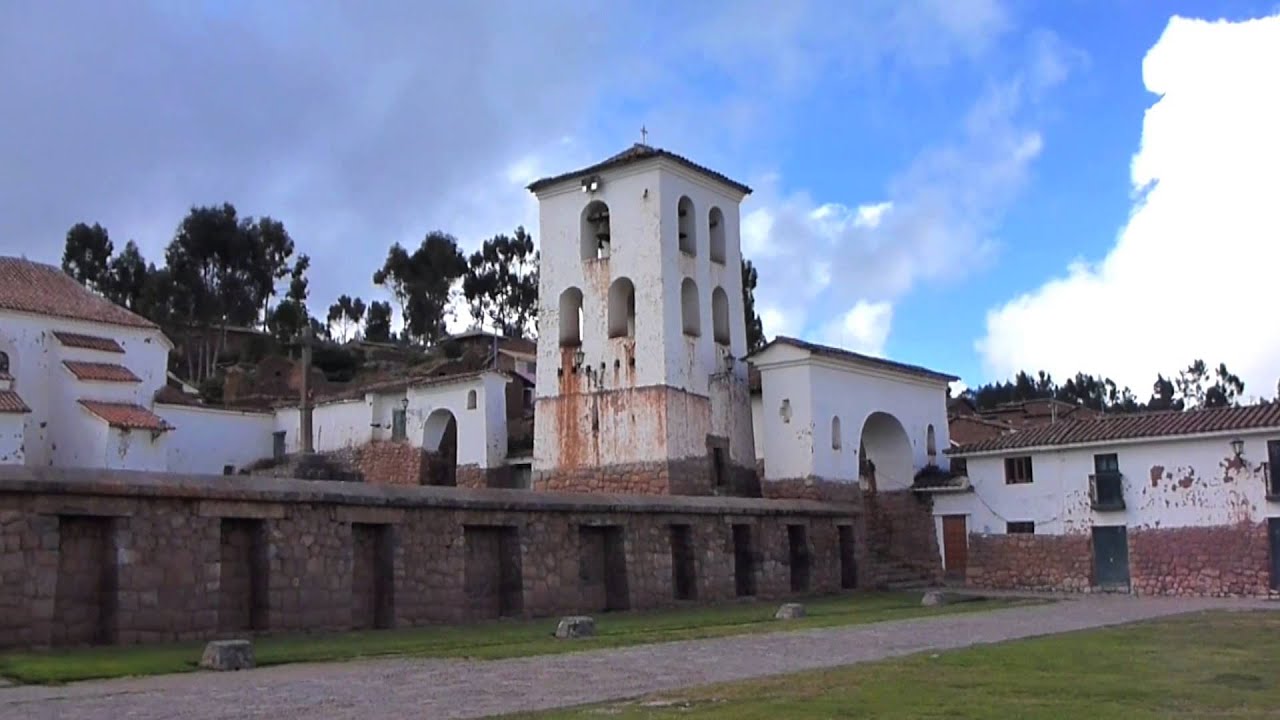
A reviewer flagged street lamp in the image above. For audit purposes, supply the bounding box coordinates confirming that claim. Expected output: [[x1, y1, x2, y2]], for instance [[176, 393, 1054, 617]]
[[1230, 437, 1245, 459], [573, 348, 586, 372]]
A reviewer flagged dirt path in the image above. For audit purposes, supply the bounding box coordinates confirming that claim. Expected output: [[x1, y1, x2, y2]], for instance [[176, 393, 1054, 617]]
[[0, 596, 1271, 720]]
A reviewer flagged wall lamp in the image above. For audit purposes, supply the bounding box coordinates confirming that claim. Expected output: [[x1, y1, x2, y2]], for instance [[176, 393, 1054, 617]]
[[573, 348, 586, 372], [1230, 437, 1245, 459], [581, 175, 601, 193], [401, 396, 410, 411]]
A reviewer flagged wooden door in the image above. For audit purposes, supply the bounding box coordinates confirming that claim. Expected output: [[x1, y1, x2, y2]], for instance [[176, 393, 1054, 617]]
[[942, 515, 967, 581], [1269, 518, 1280, 592]]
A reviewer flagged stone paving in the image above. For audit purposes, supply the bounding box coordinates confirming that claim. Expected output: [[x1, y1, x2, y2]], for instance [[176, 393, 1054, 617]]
[[0, 595, 1272, 720]]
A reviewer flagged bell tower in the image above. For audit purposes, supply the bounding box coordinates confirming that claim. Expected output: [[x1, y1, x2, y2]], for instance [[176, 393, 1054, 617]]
[[528, 145, 757, 496]]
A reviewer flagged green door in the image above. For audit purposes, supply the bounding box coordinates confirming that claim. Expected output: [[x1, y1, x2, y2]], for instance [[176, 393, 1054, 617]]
[[1092, 526, 1130, 591]]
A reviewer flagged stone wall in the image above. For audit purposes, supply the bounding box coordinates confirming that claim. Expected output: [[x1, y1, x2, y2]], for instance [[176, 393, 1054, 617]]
[[863, 490, 942, 587], [535, 458, 758, 498], [1129, 522, 1271, 597], [0, 467, 861, 649], [965, 522, 1274, 597], [966, 533, 1093, 592], [358, 441, 425, 486]]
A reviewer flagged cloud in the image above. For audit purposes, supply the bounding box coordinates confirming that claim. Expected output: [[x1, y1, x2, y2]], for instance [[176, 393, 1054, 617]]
[[745, 31, 1070, 351], [816, 301, 894, 357], [976, 13, 1280, 397]]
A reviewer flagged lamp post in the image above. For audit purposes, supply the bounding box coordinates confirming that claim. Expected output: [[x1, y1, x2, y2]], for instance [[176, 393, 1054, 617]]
[[1231, 437, 1245, 459]]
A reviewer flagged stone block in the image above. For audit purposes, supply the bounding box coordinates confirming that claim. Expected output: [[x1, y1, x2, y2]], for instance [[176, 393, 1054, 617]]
[[921, 590, 947, 607], [199, 639, 255, 671], [554, 616, 595, 639], [774, 602, 805, 620]]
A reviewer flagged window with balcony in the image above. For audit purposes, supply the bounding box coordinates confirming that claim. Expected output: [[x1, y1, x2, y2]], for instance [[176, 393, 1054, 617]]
[[1004, 456, 1033, 485], [1091, 452, 1125, 510], [1267, 440, 1280, 498]]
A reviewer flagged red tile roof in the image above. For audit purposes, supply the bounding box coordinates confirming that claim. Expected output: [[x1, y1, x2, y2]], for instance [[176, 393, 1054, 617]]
[[78, 400, 173, 431], [0, 390, 31, 414], [527, 144, 753, 195], [63, 361, 141, 383], [0, 257, 157, 329], [53, 331, 125, 353], [950, 404, 1280, 455]]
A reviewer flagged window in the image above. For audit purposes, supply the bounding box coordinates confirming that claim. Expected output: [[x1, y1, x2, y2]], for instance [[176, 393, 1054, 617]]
[[678, 196, 696, 255], [581, 201, 610, 260], [709, 207, 726, 264], [1007, 521, 1035, 534], [711, 286, 730, 345], [1268, 440, 1280, 497], [0, 350, 8, 375], [1091, 453, 1125, 510], [222, 465, 235, 476], [780, 398, 792, 423], [831, 416, 842, 451], [951, 457, 968, 476], [681, 278, 700, 336], [607, 277, 636, 338], [523, 387, 534, 409], [391, 408, 407, 441], [558, 287, 583, 347], [1004, 456, 1033, 484], [1094, 453, 1119, 474], [466, 389, 477, 410], [926, 424, 937, 459]]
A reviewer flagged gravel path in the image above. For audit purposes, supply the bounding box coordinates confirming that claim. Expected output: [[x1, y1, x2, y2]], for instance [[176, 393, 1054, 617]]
[[0, 596, 1271, 720]]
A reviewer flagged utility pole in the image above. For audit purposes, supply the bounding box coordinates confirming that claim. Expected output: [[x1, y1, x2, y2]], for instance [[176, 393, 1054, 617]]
[[299, 325, 314, 454]]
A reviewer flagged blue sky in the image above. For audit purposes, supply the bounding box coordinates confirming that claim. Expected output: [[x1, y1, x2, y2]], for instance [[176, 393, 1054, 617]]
[[2, 1, 1278, 398]]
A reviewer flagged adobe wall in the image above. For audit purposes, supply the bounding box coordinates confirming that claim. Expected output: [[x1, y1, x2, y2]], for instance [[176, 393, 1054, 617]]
[[0, 467, 863, 649], [965, 521, 1274, 596]]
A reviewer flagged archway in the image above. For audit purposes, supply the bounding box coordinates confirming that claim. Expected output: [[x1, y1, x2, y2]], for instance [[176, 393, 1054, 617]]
[[858, 411, 912, 492], [423, 408, 458, 486], [607, 277, 636, 338], [581, 201, 611, 260]]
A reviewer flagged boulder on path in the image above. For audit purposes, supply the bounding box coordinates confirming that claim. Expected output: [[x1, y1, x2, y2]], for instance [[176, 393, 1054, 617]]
[[200, 639, 256, 671], [554, 616, 596, 639], [774, 603, 806, 620]]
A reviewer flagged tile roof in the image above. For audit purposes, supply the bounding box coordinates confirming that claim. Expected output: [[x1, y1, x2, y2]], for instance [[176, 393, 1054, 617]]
[[0, 257, 157, 329], [53, 331, 125, 353], [949, 403, 1280, 455], [63, 361, 141, 383], [0, 390, 31, 414], [78, 400, 173, 432], [527, 144, 753, 195], [750, 336, 958, 383], [948, 415, 1015, 447]]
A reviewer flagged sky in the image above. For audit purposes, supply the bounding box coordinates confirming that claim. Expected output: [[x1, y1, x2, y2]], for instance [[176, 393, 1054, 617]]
[[1, 1, 1278, 400]]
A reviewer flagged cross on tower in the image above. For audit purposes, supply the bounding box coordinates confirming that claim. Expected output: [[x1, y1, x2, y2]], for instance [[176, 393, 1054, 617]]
[[640, 125, 648, 145]]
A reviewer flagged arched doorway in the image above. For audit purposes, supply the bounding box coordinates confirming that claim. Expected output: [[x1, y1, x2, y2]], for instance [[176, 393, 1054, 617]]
[[858, 411, 912, 492], [423, 408, 458, 486]]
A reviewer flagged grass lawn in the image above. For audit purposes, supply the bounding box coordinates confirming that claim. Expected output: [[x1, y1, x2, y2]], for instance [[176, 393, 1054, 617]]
[[0, 591, 1031, 685], [515, 610, 1280, 720]]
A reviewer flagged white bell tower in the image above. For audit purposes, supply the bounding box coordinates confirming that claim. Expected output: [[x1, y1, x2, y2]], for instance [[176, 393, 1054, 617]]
[[528, 144, 757, 496]]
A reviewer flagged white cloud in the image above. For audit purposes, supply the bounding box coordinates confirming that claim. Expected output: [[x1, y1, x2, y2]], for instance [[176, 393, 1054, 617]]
[[817, 301, 894, 357], [742, 33, 1070, 351], [977, 13, 1280, 396]]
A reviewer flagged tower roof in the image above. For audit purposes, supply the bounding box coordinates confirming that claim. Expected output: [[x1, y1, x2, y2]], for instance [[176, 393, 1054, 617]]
[[527, 144, 752, 195]]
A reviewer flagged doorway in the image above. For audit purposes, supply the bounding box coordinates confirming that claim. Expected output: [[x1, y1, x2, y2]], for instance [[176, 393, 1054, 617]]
[[1269, 518, 1280, 592], [1091, 525, 1131, 591], [942, 515, 967, 582]]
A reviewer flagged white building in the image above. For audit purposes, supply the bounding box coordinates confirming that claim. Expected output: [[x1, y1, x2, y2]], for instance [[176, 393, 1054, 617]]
[[528, 144, 756, 495], [932, 405, 1280, 595], [749, 337, 955, 500]]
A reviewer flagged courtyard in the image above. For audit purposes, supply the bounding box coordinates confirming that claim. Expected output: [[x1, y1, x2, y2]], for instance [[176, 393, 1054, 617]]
[[0, 595, 1269, 719]]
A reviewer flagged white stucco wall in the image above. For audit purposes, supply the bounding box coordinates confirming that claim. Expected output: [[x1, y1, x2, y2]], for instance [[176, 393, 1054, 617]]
[[933, 431, 1280, 547], [0, 414, 23, 464], [100, 425, 168, 472], [753, 344, 951, 490], [275, 372, 508, 469], [0, 309, 170, 468], [159, 404, 275, 474]]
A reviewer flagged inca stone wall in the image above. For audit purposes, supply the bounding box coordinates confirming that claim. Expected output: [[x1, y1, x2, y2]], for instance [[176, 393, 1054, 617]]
[[0, 467, 862, 649], [965, 522, 1274, 596]]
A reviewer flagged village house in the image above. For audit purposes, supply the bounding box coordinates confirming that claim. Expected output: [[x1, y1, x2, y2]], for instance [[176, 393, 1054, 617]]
[[927, 404, 1280, 596]]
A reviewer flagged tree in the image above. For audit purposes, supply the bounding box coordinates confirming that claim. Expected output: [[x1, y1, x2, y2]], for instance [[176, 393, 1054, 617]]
[[1173, 359, 1243, 409], [1149, 373, 1182, 411], [372, 231, 466, 344], [267, 254, 312, 342], [327, 295, 367, 342], [165, 203, 296, 381], [1205, 363, 1245, 408], [61, 222, 114, 292], [365, 301, 394, 343], [104, 240, 149, 311], [741, 259, 766, 352], [462, 226, 539, 338]]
